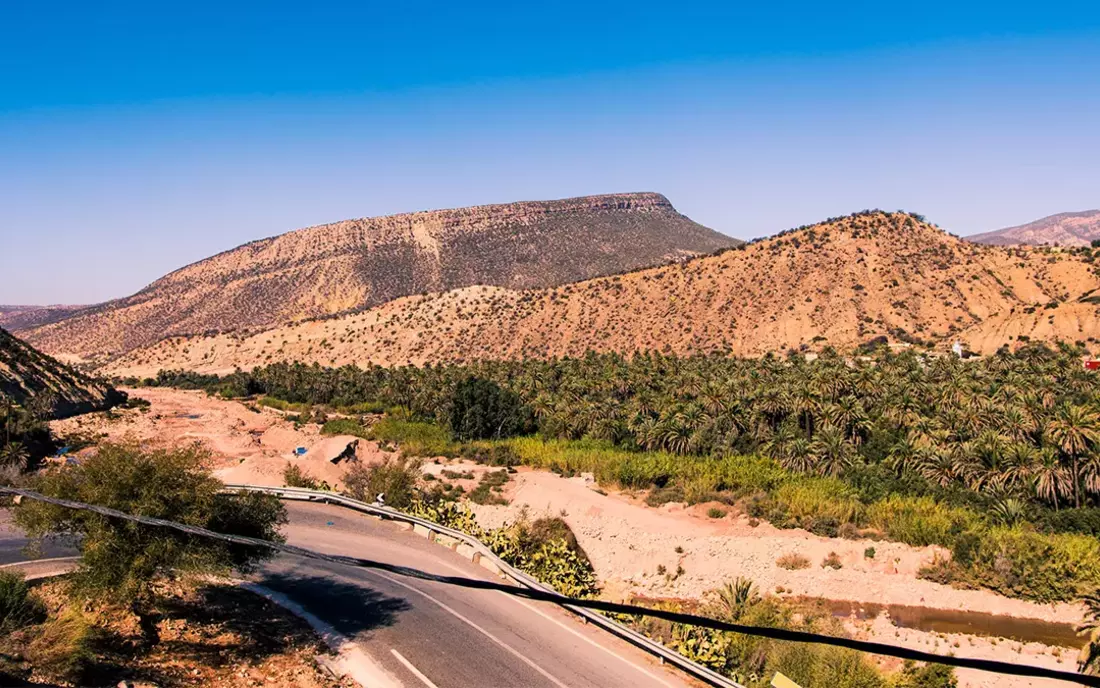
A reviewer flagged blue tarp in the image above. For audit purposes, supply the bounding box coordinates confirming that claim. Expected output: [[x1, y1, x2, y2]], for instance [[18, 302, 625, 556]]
[[294, 447, 307, 456]]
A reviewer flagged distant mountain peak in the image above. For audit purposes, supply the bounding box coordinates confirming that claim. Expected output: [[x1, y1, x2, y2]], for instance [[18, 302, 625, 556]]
[[968, 209, 1100, 247]]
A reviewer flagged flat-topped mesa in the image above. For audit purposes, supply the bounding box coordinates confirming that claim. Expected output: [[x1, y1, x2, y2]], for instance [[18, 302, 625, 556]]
[[20, 192, 739, 358]]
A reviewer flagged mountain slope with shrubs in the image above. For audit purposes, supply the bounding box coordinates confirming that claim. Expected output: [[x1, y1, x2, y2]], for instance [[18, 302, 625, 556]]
[[104, 210, 1100, 376], [19, 192, 737, 358]]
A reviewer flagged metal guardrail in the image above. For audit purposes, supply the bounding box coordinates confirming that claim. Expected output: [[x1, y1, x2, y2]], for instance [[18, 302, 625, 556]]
[[224, 483, 745, 688]]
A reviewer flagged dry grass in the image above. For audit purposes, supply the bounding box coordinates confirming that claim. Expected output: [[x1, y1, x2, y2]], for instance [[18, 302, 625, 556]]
[[776, 553, 811, 570]]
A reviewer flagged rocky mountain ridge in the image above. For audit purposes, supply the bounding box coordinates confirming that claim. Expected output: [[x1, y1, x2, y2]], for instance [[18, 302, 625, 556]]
[[0, 327, 122, 417], [968, 210, 1100, 247], [102, 211, 1100, 376], [19, 192, 738, 357]]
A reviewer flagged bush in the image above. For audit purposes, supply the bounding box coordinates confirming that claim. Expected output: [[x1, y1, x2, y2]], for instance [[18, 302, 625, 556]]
[[707, 507, 727, 519], [449, 377, 533, 441], [486, 515, 597, 598], [1041, 507, 1100, 537], [0, 570, 46, 633], [24, 609, 96, 682], [893, 661, 958, 687], [866, 495, 977, 548], [460, 443, 521, 466], [368, 417, 457, 457], [469, 470, 510, 505], [343, 455, 422, 509], [864, 546, 876, 559], [945, 527, 1100, 602], [822, 552, 843, 569], [777, 553, 811, 570], [321, 418, 371, 438], [15, 442, 286, 612], [283, 463, 324, 490]]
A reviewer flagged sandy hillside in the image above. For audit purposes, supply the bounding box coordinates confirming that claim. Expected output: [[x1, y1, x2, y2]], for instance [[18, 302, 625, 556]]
[[20, 192, 736, 358], [102, 211, 1100, 377]]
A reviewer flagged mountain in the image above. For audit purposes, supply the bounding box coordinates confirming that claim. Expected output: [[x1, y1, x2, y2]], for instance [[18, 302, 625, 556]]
[[0, 304, 91, 331], [18, 193, 738, 358], [0, 327, 122, 417], [968, 210, 1100, 247], [102, 211, 1100, 377]]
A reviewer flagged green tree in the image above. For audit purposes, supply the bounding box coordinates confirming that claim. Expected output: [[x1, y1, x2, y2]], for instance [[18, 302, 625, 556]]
[[449, 377, 532, 441], [14, 441, 286, 642]]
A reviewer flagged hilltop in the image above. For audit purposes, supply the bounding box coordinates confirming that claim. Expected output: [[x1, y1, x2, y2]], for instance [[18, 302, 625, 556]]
[[17, 192, 738, 358], [0, 304, 90, 331], [103, 211, 1100, 376], [968, 209, 1100, 247], [0, 327, 122, 417]]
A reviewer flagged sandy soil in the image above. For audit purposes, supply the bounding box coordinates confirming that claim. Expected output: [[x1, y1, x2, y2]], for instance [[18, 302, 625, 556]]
[[50, 388, 392, 490], [50, 389, 1089, 688]]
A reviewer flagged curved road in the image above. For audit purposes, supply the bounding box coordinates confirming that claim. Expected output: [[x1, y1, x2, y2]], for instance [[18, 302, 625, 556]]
[[2, 502, 697, 688]]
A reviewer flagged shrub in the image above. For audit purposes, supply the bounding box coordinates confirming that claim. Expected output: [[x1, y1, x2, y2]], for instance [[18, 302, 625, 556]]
[[469, 470, 510, 505], [368, 417, 457, 457], [822, 552, 843, 569], [321, 418, 371, 438], [14, 442, 286, 615], [866, 495, 977, 548], [893, 661, 958, 687], [24, 609, 96, 682], [0, 570, 46, 633], [485, 515, 597, 598], [343, 455, 422, 509], [776, 553, 811, 570], [864, 546, 876, 559], [283, 463, 323, 489], [707, 507, 727, 519], [945, 527, 1100, 602]]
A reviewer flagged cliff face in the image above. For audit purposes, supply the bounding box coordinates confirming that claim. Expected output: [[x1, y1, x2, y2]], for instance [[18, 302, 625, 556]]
[[0, 327, 121, 418], [102, 211, 1100, 377], [968, 210, 1100, 247], [20, 192, 739, 357]]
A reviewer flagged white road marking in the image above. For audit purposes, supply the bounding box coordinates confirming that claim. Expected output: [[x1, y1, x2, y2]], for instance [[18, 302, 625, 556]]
[[391, 648, 440, 688], [431, 558, 676, 687], [372, 569, 570, 688]]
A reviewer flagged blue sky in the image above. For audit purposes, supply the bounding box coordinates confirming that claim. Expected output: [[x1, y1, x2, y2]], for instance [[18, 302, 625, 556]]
[[2, 1, 1099, 304]]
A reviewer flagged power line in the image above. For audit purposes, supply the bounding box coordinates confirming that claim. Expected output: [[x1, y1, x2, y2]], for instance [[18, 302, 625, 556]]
[[2, 486, 1096, 687]]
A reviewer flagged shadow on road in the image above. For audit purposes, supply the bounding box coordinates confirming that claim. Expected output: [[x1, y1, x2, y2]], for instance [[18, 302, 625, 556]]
[[254, 571, 411, 639]]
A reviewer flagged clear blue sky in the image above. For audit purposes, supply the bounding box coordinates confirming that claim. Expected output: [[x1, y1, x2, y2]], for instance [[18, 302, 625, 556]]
[[2, 1, 1099, 304]]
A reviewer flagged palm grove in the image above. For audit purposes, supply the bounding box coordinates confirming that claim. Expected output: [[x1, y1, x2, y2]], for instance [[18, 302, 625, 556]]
[[142, 341, 1100, 602]]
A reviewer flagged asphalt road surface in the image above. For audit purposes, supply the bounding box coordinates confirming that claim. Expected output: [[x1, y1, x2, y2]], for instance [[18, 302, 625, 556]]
[[1, 501, 698, 688]]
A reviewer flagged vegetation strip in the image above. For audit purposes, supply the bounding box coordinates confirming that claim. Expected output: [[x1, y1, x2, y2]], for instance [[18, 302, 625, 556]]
[[3, 487, 1095, 687]]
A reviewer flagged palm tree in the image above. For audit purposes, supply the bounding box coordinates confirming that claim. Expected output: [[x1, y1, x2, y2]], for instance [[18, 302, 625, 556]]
[[0, 441, 28, 470], [1046, 404, 1100, 508], [810, 424, 855, 477], [1032, 448, 1072, 510]]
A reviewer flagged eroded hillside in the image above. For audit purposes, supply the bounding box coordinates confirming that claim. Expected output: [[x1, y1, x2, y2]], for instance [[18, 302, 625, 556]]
[[104, 211, 1100, 376], [0, 327, 122, 417], [18, 193, 737, 357]]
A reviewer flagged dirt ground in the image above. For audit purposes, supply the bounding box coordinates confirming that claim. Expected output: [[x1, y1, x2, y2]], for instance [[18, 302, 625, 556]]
[[2, 580, 355, 688], [50, 388, 393, 489], [51, 389, 1089, 688]]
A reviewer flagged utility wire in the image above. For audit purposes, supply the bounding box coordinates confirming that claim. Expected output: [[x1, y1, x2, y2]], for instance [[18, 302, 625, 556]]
[[2, 486, 1096, 687]]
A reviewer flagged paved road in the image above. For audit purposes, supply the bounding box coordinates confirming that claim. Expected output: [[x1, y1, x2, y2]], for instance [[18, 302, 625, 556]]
[[1, 502, 697, 688], [264, 501, 695, 688]]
